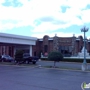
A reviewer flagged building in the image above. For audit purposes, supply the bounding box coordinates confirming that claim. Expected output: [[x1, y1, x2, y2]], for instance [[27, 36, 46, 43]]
[[0, 33, 90, 57], [0, 33, 37, 57], [33, 35, 90, 57]]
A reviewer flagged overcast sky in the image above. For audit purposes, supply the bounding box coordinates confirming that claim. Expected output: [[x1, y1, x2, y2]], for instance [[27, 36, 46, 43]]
[[0, 0, 90, 38]]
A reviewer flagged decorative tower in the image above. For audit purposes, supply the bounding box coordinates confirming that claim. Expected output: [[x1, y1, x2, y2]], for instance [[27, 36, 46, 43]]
[[71, 34, 76, 56], [53, 34, 59, 51]]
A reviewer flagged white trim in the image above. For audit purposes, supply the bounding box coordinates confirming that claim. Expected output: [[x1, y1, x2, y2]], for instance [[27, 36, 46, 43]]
[[0, 33, 37, 40], [30, 45, 32, 56], [76, 38, 80, 40], [0, 33, 37, 45]]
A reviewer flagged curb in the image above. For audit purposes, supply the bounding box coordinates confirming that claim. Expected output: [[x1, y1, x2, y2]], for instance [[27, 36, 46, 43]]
[[0, 63, 90, 72], [37, 65, 90, 72]]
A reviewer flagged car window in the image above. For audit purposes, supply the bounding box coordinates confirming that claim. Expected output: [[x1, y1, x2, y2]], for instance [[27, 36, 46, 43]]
[[5, 55, 10, 57], [23, 53, 30, 56], [2, 55, 10, 57]]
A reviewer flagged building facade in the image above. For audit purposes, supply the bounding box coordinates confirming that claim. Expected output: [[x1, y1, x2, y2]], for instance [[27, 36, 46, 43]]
[[33, 35, 90, 57], [0, 33, 37, 57], [0, 33, 90, 58]]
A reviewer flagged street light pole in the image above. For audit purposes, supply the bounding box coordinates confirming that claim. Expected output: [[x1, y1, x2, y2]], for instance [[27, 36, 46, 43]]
[[83, 31, 86, 64], [81, 26, 89, 71]]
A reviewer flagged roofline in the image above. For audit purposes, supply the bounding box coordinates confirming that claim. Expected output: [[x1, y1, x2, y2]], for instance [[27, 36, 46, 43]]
[[39, 38, 53, 41], [0, 33, 37, 40]]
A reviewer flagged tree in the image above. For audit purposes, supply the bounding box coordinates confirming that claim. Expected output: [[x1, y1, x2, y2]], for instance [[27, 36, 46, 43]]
[[15, 50, 24, 64], [48, 51, 63, 67]]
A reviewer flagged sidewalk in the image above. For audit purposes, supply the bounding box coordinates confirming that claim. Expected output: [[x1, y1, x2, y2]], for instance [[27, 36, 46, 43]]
[[37, 60, 90, 72], [0, 61, 90, 72]]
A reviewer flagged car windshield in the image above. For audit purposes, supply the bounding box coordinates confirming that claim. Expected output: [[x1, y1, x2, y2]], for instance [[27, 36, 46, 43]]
[[3, 55, 10, 57], [23, 53, 30, 56]]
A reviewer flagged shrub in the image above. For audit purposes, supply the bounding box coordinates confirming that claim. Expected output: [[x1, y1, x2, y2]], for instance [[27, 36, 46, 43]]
[[15, 50, 24, 64], [63, 57, 90, 63], [48, 51, 63, 67]]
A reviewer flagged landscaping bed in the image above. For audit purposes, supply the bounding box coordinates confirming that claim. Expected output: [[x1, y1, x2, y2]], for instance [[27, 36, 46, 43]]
[[41, 57, 90, 63]]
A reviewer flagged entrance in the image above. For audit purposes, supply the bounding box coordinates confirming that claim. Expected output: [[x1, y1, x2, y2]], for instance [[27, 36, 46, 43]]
[[59, 46, 71, 57]]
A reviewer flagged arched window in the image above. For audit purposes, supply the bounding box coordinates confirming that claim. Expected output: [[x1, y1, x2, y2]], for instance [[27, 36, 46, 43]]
[[44, 45, 48, 52]]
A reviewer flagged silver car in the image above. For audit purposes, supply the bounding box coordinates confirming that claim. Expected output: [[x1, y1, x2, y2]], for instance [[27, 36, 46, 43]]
[[1, 55, 14, 62]]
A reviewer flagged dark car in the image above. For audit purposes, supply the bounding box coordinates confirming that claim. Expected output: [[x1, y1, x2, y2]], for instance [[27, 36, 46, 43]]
[[1, 55, 14, 62], [23, 53, 39, 64]]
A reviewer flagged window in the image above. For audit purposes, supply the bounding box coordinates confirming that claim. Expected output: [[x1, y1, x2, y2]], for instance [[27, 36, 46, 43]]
[[44, 45, 48, 52], [34, 51, 36, 56]]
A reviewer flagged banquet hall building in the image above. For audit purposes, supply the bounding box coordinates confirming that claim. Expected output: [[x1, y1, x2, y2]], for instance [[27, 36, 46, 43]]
[[33, 35, 90, 57], [0, 33, 90, 57]]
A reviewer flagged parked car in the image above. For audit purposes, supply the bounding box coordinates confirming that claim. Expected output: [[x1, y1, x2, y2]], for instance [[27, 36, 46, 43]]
[[1, 55, 14, 62], [23, 53, 39, 64]]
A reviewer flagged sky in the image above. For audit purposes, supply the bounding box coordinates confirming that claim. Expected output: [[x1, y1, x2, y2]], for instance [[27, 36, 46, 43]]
[[0, 0, 90, 39]]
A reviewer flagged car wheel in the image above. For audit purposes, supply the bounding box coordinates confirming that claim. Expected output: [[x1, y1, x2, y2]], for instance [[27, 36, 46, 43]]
[[2, 58, 5, 62], [1, 59, 3, 62], [32, 62, 36, 64], [25, 60, 29, 64]]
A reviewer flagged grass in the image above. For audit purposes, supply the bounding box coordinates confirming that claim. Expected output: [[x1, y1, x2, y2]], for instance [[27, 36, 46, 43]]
[[43, 65, 90, 71], [0, 62, 37, 67], [0, 61, 90, 72], [0, 62, 15, 65]]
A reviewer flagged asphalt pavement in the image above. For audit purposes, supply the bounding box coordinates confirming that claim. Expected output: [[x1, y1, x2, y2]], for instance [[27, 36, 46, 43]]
[[0, 63, 90, 90]]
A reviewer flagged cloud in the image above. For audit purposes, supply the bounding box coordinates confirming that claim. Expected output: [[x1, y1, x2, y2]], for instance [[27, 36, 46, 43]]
[[0, 0, 5, 4], [31, 31, 82, 38], [63, 0, 90, 9], [81, 9, 90, 23], [0, 0, 90, 34]]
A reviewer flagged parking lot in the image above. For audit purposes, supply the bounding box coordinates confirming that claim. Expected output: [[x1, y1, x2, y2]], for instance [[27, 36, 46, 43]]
[[0, 64, 90, 90]]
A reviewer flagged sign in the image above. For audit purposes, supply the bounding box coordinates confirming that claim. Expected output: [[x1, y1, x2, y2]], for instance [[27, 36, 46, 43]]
[[81, 82, 90, 90]]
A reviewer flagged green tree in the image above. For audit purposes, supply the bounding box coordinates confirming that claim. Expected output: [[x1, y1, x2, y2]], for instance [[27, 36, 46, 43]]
[[15, 50, 24, 64], [48, 51, 63, 67]]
